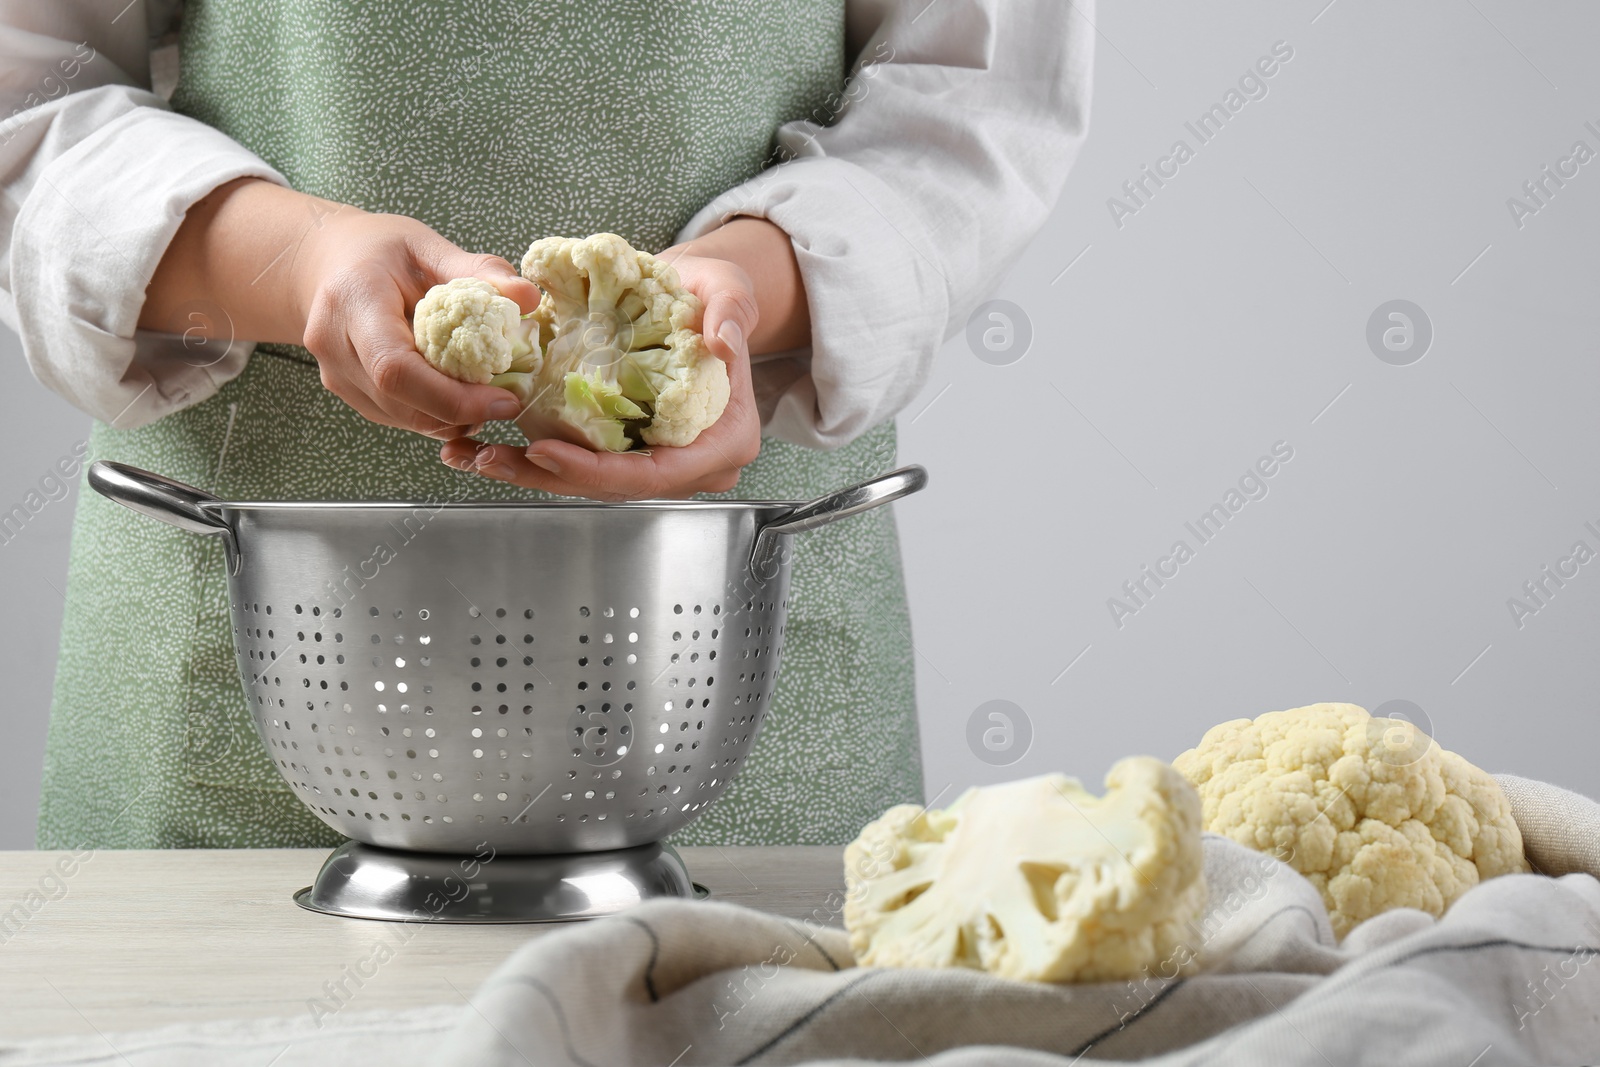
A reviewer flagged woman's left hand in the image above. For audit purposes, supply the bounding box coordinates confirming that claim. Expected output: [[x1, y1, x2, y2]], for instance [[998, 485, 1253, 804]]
[[439, 247, 763, 500]]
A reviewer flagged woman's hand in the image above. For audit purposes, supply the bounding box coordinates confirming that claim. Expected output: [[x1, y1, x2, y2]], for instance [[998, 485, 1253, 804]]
[[140, 178, 543, 440], [440, 216, 810, 500], [439, 249, 763, 498], [293, 210, 542, 440]]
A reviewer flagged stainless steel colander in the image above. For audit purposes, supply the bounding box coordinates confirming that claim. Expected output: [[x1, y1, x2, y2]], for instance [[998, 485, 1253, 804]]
[[89, 461, 927, 860]]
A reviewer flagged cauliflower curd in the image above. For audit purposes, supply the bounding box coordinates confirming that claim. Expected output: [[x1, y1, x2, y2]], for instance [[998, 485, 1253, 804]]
[[411, 278, 538, 385], [412, 233, 728, 452], [843, 758, 1206, 984], [1173, 702, 1529, 939]]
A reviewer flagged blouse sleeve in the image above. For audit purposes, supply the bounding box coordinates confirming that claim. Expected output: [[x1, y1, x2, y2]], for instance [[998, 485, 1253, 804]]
[[0, 0, 289, 429], [677, 0, 1094, 451]]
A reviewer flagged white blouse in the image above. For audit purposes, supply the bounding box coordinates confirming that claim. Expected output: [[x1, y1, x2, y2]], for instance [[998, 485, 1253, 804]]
[[0, 0, 1091, 450]]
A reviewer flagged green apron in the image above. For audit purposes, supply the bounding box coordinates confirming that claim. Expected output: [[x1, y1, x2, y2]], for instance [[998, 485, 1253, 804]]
[[37, 0, 922, 849]]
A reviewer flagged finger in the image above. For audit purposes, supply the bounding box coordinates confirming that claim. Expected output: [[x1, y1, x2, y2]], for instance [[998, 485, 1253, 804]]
[[317, 357, 414, 431], [517, 440, 676, 500], [449, 441, 634, 501], [651, 468, 741, 499], [469, 264, 543, 315], [439, 437, 485, 471], [517, 453, 738, 500], [520, 427, 750, 501], [444, 419, 755, 499], [680, 465, 746, 495], [333, 312, 500, 436], [476, 442, 688, 502], [683, 261, 759, 367], [430, 422, 487, 444], [421, 424, 477, 441], [304, 282, 420, 431], [422, 241, 544, 314], [355, 304, 525, 426]]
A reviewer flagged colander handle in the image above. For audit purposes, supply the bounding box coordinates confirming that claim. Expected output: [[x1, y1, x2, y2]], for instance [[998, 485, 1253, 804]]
[[88, 461, 242, 575], [749, 464, 928, 574]]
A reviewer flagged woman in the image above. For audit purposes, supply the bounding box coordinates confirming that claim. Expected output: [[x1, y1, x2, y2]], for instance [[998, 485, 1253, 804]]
[[0, 0, 1090, 848]]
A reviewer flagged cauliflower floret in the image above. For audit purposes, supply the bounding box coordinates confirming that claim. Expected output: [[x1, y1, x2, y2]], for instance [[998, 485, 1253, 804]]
[[1172, 703, 1529, 939], [516, 233, 728, 452], [412, 278, 539, 385], [844, 758, 1207, 984], [618, 335, 730, 447]]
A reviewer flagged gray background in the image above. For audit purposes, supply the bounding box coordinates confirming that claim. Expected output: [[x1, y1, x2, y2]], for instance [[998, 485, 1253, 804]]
[[3, 0, 1597, 846]]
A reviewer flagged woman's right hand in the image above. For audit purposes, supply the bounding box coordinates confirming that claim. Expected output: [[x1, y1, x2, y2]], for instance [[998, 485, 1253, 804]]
[[141, 177, 542, 440], [292, 208, 541, 439]]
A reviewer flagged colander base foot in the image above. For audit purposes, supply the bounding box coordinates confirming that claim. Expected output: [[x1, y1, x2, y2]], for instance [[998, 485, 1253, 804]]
[[293, 839, 703, 923]]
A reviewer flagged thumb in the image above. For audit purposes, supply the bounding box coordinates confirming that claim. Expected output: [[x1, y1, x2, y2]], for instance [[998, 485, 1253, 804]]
[[699, 273, 760, 365], [438, 249, 543, 315]]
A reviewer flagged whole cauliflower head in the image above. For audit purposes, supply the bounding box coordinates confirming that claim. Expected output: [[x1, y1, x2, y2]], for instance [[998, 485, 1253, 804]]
[[412, 278, 540, 385], [515, 233, 729, 451], [843, 758, 1206, 984], [1173, 703, 1529, 939]]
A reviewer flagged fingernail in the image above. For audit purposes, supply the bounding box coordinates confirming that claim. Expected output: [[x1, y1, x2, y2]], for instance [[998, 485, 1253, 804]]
[[476, 462, 513, 480], [489, 399, 523, 420], [443, 454, 468, 470], [718, 320, 744, 354], [529, 454, 561, 475], [464, 423, 485, 437]]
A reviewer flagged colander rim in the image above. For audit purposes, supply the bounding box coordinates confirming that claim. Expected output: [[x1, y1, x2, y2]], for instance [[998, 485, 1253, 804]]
[[198, 498, 803, 512]]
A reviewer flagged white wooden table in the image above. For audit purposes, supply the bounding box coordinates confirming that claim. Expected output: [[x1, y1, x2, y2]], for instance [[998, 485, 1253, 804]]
[[0, 846, 844, 1040]]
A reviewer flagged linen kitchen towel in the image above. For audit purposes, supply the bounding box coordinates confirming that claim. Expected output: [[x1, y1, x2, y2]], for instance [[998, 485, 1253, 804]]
[[432, 774, 1600, 1067]]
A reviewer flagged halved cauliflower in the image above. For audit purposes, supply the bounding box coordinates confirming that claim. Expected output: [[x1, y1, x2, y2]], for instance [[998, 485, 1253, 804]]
[[1173, 703, 1529, 939], [843, 758, 1206, 984], [412, 234, 729, 452], [412, 278, 539, 385]]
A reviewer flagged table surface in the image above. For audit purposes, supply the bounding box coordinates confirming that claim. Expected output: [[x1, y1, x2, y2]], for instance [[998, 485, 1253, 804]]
[[0, 846, 844, 1041]]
